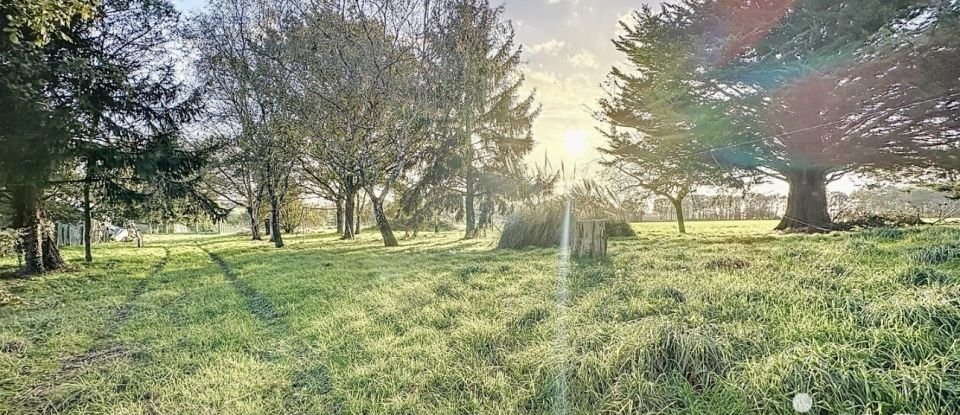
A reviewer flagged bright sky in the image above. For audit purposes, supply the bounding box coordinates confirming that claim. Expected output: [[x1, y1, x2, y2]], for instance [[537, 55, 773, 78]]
[[501, 0, 653, 175], [172, 0, 860, 194]]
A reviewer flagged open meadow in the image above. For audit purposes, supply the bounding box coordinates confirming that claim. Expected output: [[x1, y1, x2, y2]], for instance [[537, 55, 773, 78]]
[[2, 221, 959, 414]]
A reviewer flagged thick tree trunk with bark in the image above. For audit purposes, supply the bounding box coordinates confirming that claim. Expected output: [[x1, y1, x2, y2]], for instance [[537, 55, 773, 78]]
[[368, 193, 399, 247], [464, 167, 477, 239], [776, 168, 833, 232], [12, 186, 45, 275], [247, 206, 261, 240], [11, 185, 64, 274], [82, 179, 93, 263], [670, 197, 686, 234], [42, 225, 65, 270]]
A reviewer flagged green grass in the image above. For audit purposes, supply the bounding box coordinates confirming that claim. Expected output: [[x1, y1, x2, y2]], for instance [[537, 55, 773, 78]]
[[2, 221, 959, 414]]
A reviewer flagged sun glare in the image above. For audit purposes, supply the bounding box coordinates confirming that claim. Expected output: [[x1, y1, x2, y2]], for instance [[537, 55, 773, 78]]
[[563, 129, 589, 155]]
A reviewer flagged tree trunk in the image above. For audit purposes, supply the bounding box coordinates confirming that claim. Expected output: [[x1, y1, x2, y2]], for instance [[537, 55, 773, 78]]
[[270, 205, 283, 247], [267, 182, 284, 248], [11, 185, 45, 275], [776, 168, 832, 232], [42, 223, 65, 270], [464, 167, 477, 239], [368, 193, 399, 247], [671, 197, 687, 234], [354, 193, 363, 235], [335, 196, 344, 235], [342, 183, 355, 239], [248, 206, 261, 241], [82, 178, 93, 263]]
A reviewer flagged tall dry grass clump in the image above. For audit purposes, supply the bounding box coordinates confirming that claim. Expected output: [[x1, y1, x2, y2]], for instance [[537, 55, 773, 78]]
[[498, 202, 568, 249]]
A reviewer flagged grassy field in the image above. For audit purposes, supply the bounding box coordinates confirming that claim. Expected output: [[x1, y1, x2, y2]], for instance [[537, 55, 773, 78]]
[[1, 221, 959, 414]]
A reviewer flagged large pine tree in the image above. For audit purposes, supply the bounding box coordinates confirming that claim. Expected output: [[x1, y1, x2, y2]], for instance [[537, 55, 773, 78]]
[[611, 0, 960, 232], [599, 5, 744, 234], [416, 0, 539, 239], [1, 0, 217, 274]]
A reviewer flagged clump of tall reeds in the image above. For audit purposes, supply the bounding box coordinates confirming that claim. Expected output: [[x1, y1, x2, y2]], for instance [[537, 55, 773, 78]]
[[498, 202, 569, 249]]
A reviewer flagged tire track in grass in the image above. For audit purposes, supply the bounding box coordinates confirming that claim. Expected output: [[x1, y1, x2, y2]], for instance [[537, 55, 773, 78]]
[[199, 245, 332, 410], [204, 248, 285, 326], [26, 247, 171, 411]]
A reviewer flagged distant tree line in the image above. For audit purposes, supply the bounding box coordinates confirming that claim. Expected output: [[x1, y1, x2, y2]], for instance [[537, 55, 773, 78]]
[[652, 193, 784, 222], [645, 186, 960, 223]]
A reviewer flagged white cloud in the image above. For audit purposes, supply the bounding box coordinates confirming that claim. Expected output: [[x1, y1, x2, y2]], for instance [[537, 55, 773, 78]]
[[568, 50, 598, 69], [526, 39, 566, 55]]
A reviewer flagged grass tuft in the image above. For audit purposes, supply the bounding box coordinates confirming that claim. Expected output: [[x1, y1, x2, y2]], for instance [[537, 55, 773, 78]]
[[855, 227, 907, 240], [902, 267, 955, 286], [705, 256, 751, 271], [613, 321, 730, 391], [914, 243, 960, 264], [457, 264, 486, 279]]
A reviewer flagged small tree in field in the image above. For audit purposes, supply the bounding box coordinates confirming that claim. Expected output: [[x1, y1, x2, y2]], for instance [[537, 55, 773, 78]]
[[599, 6, 741, 234]]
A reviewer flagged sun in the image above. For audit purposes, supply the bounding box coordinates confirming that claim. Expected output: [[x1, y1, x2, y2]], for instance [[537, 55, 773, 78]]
[[564, 129, 589, 155]]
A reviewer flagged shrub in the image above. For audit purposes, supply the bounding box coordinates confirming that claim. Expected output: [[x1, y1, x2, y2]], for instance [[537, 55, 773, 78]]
[[836, 214, 924, 230], [498, 202, 568, 249], [605, 220, 636, 237]]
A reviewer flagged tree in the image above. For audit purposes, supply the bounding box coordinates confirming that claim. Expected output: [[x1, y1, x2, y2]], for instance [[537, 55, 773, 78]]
[[687, 0, 960, 231], [189, 0, 298, 248], [412, 0, 539, 239], [1, 0, 214, 273], [599, 5, 742, 234], [284, 0, 434, 247], [67, 0, 220, 263]]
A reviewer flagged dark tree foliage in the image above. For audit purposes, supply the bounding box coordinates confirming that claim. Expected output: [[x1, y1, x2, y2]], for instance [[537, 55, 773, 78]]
[[0, 0, 222, 273], [703, 0, 960, 231]]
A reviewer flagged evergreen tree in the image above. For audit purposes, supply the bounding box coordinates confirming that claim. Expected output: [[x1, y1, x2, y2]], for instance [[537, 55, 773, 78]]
[[610, 0, 960, 232], [414, 0, 539, 239], [599, 5, 743, 234], [695, 0, 960, 231], [0, 0, 219, 274]]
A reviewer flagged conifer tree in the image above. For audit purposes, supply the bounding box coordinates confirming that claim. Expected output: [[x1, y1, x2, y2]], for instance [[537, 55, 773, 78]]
[[414, 0, 539, 239]]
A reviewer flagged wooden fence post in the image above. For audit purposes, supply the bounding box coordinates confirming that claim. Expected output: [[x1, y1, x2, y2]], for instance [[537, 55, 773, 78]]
[[572, 220, 608, 258]]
